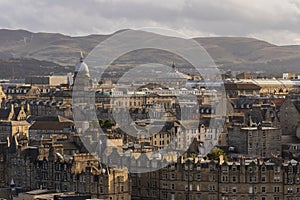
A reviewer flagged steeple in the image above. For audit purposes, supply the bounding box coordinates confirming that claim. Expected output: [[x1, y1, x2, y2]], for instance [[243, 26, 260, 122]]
[[80, 51, 84, 63], [73, 51, 90, 85], [75, 51, 86, 72]]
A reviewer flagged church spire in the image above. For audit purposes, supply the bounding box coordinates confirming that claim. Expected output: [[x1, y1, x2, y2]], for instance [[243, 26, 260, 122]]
[[80, 51, 84, 63]]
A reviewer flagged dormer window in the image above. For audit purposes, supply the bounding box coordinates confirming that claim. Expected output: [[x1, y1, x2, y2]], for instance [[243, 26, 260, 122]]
[[232, 166, 237, 172], [248, 167, 253, 173], [288, 166, 293, 174], [274, 166, 280, 173], [222, 166, 228, 172]]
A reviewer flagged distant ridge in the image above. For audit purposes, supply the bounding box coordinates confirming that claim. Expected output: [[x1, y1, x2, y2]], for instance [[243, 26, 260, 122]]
[[0, 29, 299, 78], [0, 57, 72, 79]]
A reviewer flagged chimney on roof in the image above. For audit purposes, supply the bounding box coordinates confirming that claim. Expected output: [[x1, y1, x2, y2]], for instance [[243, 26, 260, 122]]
[[240, 156, 245, 165], [218, 155, 224, 165], [26, 102, 31, 115], [239, 156, 245, 174], [10, 103, 14, 114]]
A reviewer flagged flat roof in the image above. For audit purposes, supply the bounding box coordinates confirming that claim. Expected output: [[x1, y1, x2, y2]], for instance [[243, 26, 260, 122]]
[[26, 189, 49, 195], [241, 127, 278, 130]]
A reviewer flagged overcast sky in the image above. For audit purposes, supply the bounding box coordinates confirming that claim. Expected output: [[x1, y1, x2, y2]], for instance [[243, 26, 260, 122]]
[[1, 0, 300, 45]]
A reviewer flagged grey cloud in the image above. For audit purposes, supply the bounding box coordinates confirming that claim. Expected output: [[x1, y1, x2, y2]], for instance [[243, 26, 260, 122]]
[[0, 0, 300, 45]]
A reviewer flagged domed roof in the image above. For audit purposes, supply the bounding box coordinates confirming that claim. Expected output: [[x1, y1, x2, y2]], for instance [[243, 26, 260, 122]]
[[159, 70, 190, 79], [158, 63, 191, 80]]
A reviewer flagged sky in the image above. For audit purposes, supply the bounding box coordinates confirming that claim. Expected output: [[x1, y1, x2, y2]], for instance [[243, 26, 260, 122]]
[[1, 0, 300, 45]]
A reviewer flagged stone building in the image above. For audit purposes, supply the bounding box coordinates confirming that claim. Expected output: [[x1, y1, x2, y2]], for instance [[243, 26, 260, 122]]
[[236, 72, 253, 79], [227, 95, 282, 158], [0, 103, 29, 121], [131, 156, 300, 200], [25, 74, 70, 86], [71, 154, 131, 200], [0, 121, 30, 142], [29, 115, 75, 141], [224, 82, 261, 98], [28, 99, 72, 119], [8, 146, 39, 191], [3, 140, 131, 200], [4, 140, 300, 200], [3, 85, 41, 100], [0, 85, 6, 105], [283, 73, 297, 80], [0, 142, 8, 187], [34, 151, 131, 200], [236, 78, 300, 95], [280, 94, 300, 136], [228, 125, 281, 158]]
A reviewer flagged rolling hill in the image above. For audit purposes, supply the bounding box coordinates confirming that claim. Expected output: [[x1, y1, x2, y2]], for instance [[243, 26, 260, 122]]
[[0, 29, 299, 78]]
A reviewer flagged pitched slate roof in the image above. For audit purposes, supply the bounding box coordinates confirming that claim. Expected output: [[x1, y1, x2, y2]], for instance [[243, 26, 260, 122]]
[[225, 82, 261, 90], [30, 121, 74, 131], [0, 108, 10, 120], [29, 115, 74, 131]]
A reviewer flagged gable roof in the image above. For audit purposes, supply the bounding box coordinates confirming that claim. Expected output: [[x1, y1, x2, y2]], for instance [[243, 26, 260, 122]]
[[30, 121, 74, 131]]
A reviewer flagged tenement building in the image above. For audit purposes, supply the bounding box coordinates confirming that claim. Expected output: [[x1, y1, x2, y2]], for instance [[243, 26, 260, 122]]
[[131, 156, 300, 200], [280, 93, 300, 136], [4, 141, 131, 200], [3, 132, 300, 200], [228, 125, 282, 158], [227, 95, 282, 158]]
